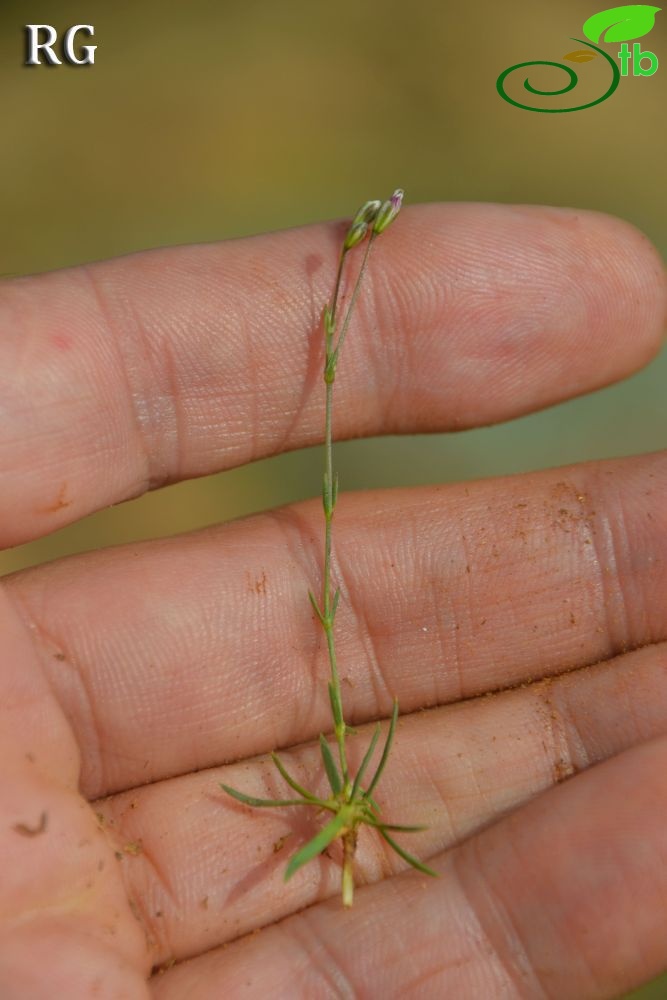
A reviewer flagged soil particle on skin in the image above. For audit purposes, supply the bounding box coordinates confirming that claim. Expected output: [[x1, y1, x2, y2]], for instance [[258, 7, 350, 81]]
[[37, 482, 72, 514], [152, 958, 176, 976], [12, 811, 48, 837], [554, 758, 575, 782], [122, 840, 144, 856], [247, 570, 267, 594]]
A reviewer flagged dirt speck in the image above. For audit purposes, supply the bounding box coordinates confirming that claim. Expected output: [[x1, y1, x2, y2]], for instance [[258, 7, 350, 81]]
[[38, 483, 72, 514], [12, 811, 48, 837], [152, 957, 176, 976], [122, 839, 144, 856], [273, 834, 289, 853], [247, 570, 267, 595]]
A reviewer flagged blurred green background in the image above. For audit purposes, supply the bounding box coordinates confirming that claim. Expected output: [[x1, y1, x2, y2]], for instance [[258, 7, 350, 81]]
[[1, 2, 665, 993]]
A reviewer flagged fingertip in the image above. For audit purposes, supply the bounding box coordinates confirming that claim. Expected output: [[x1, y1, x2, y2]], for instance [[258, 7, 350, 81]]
[[513, 203, 667, 370]]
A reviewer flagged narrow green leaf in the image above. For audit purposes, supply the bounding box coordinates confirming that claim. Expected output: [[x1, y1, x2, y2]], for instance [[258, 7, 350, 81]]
[[363, 814, 428, 833], [332, 472, 339, 507], [328, 681, 343, 729], [323, 304, 335, 336], [284, 810, 349, 880], [364, 699, 399, 799], [322, 474, 333, 517], [319, 734, 342, 795], [269, 754, 329, 807], [350, 723, 381, 799], [332, 588, 341, 619], [377, 828, 439, 877], [308, 589, 325, 625], [220, 784, 309, 809]]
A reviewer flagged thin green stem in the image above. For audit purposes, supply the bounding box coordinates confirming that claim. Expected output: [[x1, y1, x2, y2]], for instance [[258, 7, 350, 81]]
[[319, 236, 378, 789], [330, 233, 375, 371], [329, 250, 345, 327]]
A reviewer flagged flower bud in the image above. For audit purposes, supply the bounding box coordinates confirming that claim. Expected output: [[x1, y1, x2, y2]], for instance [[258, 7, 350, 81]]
[[343, 220, 369, 251], [351, 199, 382, 228], [372, 188, 404, 234]]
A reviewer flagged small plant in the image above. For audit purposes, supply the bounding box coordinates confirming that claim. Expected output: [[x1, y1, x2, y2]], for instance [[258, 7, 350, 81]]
[[221, 191, 437, 906]]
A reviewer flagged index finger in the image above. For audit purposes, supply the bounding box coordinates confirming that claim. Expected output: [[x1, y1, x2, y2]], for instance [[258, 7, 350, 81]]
[[0, 202, 664, 547]]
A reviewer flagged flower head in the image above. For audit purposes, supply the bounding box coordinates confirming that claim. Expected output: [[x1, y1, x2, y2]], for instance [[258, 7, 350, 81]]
[[343, 221, 369, 251], [373, 188, 404, 235], [351, 199, 382, 227]]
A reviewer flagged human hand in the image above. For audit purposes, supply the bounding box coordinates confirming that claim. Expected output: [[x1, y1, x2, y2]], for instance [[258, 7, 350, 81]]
[[1, 203, 665, 998]]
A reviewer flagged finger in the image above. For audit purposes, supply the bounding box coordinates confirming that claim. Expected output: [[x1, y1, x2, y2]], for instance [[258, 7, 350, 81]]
[[1, 203, 665, 546], [6, 451, 666, 797], [96, 641, 667, 968], [151, 734, 667, 999]]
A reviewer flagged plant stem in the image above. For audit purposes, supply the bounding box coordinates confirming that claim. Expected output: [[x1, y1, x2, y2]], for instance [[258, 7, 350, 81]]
[[321, 235, 376, 791], [342, 829, 357, 907]]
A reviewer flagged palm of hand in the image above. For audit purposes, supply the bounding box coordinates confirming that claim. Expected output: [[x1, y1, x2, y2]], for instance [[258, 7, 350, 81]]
[[1, 203, 666, 999]]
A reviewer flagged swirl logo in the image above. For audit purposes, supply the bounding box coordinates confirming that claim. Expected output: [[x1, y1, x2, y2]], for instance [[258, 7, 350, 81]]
[[496, 4, 660, 112]]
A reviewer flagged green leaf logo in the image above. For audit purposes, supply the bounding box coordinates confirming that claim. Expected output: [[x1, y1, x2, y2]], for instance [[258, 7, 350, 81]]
[[583, 4, 661, 43]]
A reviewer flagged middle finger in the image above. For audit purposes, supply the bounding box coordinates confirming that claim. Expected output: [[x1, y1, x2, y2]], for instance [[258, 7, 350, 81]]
[[5, 449, 666, 798]]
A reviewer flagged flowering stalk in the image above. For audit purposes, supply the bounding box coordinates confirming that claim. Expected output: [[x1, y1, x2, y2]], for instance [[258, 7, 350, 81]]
[[221, 190, 436, 906]]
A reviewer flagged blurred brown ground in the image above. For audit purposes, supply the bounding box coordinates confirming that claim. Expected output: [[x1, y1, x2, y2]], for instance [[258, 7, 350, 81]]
[[0, 3, 665, 994]]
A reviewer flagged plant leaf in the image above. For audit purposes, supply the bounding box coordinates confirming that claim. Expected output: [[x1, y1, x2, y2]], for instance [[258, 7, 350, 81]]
[[328, 681, 343, 729], [220, 784, 311, 809], [270, 753, 326, 805], [319, 734, 342, 795], [563, 49, 599, 62], [363, 815, 428, 833], [364, 699, 399, 799], [377, 828, 439, 877], [284, 810, 349, 879], [582, 5, 660, 43], [308, 589, 325, 624], [350, 723, 381, 798]]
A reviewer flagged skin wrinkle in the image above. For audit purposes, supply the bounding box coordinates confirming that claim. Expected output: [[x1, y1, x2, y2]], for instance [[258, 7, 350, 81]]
[[356, 254, 395, 434], [551, 677, 592, 774], [289, 912, 356, 999], [119, 838, 177, 963], [408, 507, 444, 708], [606, 480, 651, 642], [265, 505, 335, 747], [83, 266, 154, 497], [5, 586, 100, 793], [336, 547, 394, 721], [589, 501, 632, 655], [437, 551, 467, 703], [455, 841, 550, 1000], [158, 334, 186, 490], [415, 723, 460, 844]]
